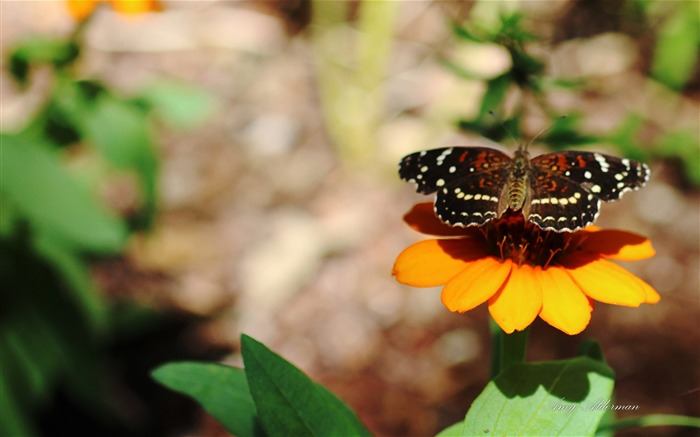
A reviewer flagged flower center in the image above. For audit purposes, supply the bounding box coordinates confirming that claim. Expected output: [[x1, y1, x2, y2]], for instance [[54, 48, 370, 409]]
[[480, 211, 579, 269]]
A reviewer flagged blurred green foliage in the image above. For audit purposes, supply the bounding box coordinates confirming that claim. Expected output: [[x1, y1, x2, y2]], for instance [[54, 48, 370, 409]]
[[1, 25, 213, 437], [448, 0, 699, 185]]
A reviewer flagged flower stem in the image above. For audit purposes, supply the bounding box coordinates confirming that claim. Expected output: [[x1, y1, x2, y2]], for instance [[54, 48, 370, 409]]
[[490, 319, 529, 378]]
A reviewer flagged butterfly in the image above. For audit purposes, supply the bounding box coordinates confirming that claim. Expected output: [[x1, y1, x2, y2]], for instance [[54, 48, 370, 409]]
[[399, 145, 649, 232]]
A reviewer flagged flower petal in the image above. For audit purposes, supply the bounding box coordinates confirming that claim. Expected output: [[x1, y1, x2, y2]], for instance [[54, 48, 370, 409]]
[[442, 258, 512, 313], [561, 255, 647, 307], [538, 266, 593, 335], [579, 229, 655, 260], [488, 264, 542, 334], [403, 203, 481, 237], [66, 0, 99, 20], [632, 274, 661, 304], [110, 0, 162, 14], [392, 239, 487, 287]]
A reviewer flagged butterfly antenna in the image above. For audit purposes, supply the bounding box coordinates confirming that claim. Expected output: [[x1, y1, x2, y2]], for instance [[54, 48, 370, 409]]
[[523, 115, 567, 152], [487, 110, 520, 148]]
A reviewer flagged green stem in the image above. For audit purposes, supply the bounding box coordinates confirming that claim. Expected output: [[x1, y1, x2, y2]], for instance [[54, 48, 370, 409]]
[[490, 318, 529, 378], [596, 414, 700, 433], [310, 0, 399, 162]]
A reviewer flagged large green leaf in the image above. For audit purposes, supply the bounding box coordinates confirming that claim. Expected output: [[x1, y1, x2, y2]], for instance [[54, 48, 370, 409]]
[[463, 357, 615, 436], [0, 134, 127, 252], [241, 334, 371, 437], [0, 234, 108, 434], [152, 362, 264, 437]]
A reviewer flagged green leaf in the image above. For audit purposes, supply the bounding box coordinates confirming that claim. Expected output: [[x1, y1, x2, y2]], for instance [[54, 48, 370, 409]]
[[1, 233, 107, 417], [451, 22, 487, 43], [479, 73, 512, 118], [593, 409, 615, 437], [135, 80, 216, 131], [650, 4, 699, 90], [577, 339, 604, 362], [0, 354, 37, 437], [540, 115, 599, 150], [655, 129, 700, 186], [463, 357, 615, 436], [8, 37, 79, 85], [0, 134, 127, 252], [606, 114, 647, 161], [80, 94, 159, 228], [241, 334, 371, 437], [152, 362, 264, 437], [32, 233, 107, 334], [435, 421, 465, 437]]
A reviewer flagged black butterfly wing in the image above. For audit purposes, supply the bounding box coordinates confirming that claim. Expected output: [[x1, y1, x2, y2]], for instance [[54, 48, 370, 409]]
[[399, 147, 512, 227], [526, 173, 601, 232], [434, 167, 512, 227], [528, 151, 650, 231], [398, 147, 511, 194]]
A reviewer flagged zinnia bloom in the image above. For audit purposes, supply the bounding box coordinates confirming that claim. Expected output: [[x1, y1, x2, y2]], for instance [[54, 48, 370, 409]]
[[67, 0, 162, 21], [392, 203, 659, 335]]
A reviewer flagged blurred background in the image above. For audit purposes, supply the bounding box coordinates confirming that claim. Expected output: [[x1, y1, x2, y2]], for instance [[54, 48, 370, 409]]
[[1, 1, 698, 436]]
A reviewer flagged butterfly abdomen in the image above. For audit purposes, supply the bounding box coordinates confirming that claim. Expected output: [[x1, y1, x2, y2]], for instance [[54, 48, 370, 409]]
[[504, 151, 530, 211]]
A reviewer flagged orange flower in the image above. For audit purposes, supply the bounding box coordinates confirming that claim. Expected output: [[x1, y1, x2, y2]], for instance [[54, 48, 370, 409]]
[[66, 0, 162, 21], [393, 203, 659, 335]]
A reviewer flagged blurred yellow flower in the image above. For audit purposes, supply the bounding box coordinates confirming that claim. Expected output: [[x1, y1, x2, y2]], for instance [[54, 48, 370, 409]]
[[66, 0, 162, 21], [393, 203, 659, 335]]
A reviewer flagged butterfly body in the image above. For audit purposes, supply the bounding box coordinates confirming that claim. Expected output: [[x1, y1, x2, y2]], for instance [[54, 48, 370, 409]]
[[505, 149, 530, 212], [399, 146, 649, 232]]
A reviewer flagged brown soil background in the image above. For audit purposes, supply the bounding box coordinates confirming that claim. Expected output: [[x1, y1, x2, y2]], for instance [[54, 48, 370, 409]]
[[2, 2, 698, 436]]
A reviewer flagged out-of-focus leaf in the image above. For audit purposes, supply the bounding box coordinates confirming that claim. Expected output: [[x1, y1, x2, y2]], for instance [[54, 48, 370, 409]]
[[606, 114, 647, 161], [136, 81, 216, 130], [152, 362, 264, 437], [577, 339, 605, 362], [440, 59, 490, 81], [497, 12, 539, 44], [451, 22, 487, 42], [0, 134, 127, 252], [594, 409, 616, 437], [0, 352, 37, 437], [109, 304, 167, 343], [8, 38, 79, 85], [241, 334, 371, 437], [463, 357, 615, 436], [508, 46, 544, 89], [460, 114, 521, 146], [655, 129, 700, 186], [650, 3, 699, 90], [1, 313, 59, 407], [0, 234, 109, 435], [32, 233, 107, 333], [596, 414, 700, 434], [541, 115, 599, 150], [80, 95, 158, 227], [480, 73, 512, 119], [544, 77, 586, 89]]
